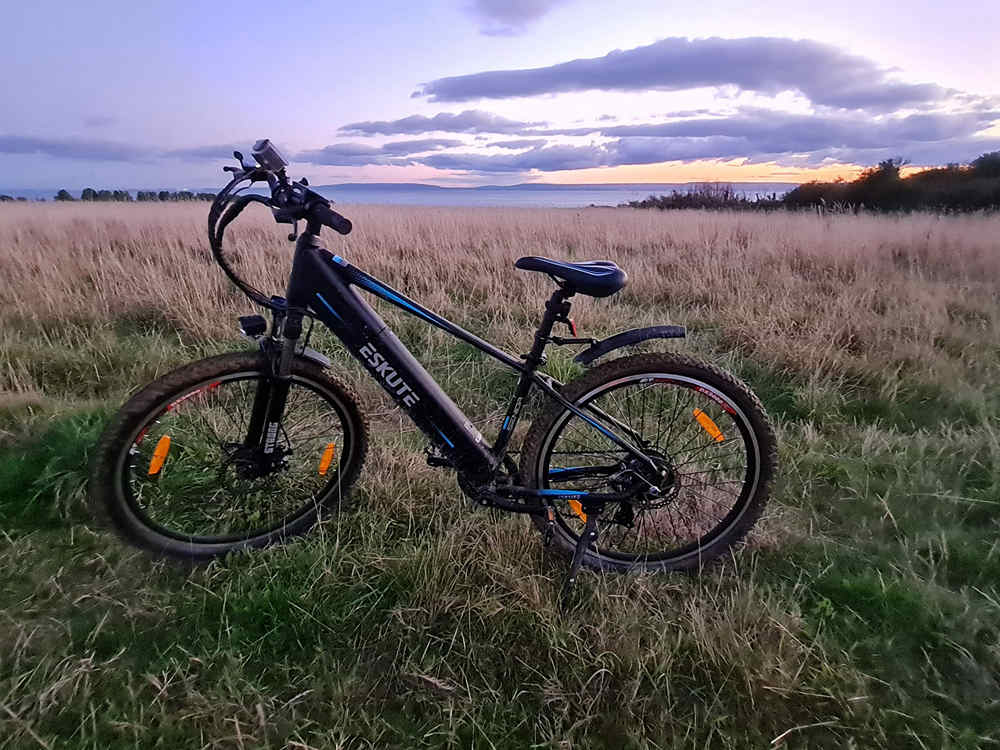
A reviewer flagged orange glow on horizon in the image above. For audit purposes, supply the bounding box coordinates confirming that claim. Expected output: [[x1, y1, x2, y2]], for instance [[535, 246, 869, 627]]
[[312, 158, 898, 187], [537, 159, 865, 184]]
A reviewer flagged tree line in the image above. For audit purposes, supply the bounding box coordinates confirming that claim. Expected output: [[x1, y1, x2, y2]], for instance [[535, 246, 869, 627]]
[[627, 151, 1000, 213], [0, 190, 217, 202], [48, 189, 217, 202]]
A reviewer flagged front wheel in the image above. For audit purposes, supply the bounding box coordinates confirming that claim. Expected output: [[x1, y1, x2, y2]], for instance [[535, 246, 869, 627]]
[[520, 353, 776, 572], [90, 352, 368, 559]]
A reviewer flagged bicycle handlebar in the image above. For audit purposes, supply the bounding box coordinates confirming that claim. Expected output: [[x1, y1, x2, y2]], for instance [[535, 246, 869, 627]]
[[308, 201, 352, 235], [208, 141, 355, 311]]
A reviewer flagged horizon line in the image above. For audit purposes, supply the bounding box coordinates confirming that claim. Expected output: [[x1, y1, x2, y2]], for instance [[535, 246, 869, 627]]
[[0, 178, 805, 195]]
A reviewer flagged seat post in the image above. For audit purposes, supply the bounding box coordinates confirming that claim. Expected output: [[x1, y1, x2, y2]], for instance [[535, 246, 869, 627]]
[[523, 288, 573, 370]]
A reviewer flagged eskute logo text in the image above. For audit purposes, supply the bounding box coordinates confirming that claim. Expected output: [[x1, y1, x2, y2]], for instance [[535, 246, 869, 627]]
[[359, 344, 420, 408]]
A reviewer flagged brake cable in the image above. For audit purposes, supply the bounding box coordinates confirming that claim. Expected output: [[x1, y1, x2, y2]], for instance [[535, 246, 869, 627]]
[[208, 175, 282, 310]]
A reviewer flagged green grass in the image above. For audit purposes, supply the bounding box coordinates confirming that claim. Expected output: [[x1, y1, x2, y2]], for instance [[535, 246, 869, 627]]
[[3, 328, 998, 748], [2, 205, 999, 748]]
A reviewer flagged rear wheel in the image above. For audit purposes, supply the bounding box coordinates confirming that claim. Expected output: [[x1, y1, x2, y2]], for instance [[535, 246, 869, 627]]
[[520, 353, 776, 572], [90, 352, 368, 559]]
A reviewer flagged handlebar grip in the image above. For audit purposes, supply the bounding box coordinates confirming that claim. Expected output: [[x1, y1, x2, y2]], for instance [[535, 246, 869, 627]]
[[311, 202, 352, 235]]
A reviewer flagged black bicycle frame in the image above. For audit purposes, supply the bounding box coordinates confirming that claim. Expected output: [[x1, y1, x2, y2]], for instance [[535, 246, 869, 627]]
[[256, 231, 652, 482]]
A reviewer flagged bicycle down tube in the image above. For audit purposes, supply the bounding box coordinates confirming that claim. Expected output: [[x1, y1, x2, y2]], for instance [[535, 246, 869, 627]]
[[280, 232, 652, 478]]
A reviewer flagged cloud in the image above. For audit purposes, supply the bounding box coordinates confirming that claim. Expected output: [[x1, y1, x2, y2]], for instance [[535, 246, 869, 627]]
[[803, 138, 1000, 167], [413, 36, 953, 112], [410, 109, 1000, 173], [7, 101, 997, 179], [0, 134, 146, 161], [379, 138, 465, 154], [419, 143, 610, 172], [490, 138, 548, 149], [296, 138, 465, 165], [467, 0, 569, 36], [547, 109, 1000, 143], [295, 143, 385, 166], [339, 109, 545, 136]]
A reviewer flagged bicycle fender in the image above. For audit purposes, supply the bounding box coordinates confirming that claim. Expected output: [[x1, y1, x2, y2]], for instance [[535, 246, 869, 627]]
[[299, 347, 332, 368], [573, 325, 686, 366]]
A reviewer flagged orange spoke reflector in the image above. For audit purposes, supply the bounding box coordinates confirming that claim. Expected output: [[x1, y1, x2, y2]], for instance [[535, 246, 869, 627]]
[[147, 435, 171, 476], [568, 499, 588, 522], [693, 408, 725, 442], [318, 442, 336, 476]]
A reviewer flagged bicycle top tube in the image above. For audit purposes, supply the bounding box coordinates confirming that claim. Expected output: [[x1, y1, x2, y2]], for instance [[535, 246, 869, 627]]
[[331, 253, 525, 373]]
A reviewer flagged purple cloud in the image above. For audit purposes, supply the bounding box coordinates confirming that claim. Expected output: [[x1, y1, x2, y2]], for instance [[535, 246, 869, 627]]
[[414, 36, 953, 112], [297, 138, 465, 165], [409, 109, 1000, 173], [339, 109, 545, 136], [468, 0, 569, 35], [489, 138, 549, 149], [0, 134, 147, 162]]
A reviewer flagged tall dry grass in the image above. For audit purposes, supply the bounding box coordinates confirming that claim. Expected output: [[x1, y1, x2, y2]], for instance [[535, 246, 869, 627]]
[[3, 202, 999, 396]]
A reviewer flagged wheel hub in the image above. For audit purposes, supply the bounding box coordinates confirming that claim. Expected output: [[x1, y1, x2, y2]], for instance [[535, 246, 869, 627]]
[[221, 443, 289, 484], [614, 450, 678, 510]]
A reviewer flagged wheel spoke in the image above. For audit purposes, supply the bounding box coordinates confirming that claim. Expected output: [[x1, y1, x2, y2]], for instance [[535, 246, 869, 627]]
[[537, 368, 762, 565], [124, 373, 353, 542]]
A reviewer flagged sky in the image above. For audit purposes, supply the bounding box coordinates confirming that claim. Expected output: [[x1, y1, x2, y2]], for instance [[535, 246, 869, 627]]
[[2, 0, 998, 189]]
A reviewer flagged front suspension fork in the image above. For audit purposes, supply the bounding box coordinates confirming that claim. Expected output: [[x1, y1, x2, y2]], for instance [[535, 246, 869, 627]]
[[243, 310, 303, 463]]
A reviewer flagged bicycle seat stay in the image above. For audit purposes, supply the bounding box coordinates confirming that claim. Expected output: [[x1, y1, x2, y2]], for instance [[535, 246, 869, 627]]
[[515, 256, 627, 298]]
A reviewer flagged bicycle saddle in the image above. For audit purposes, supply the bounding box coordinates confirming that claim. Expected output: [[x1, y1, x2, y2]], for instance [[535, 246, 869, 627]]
[[514, 256, 627, 298]]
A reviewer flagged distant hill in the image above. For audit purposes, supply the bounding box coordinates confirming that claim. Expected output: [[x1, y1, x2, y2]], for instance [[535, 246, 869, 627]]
[[314, 181, 799, 193]]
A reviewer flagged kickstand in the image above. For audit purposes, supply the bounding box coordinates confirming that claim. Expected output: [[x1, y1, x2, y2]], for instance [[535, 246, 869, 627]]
[[560, 513, 598, 609]]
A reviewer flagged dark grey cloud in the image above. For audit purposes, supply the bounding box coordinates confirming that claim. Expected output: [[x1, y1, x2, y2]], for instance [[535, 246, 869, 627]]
[[467, 0, 568, 36], [339, 109, 545, 136], [0, 134, 147, 161], [414, 36, 952, 112], [490, 138, 548, 149], [296, 138, 465, 166]]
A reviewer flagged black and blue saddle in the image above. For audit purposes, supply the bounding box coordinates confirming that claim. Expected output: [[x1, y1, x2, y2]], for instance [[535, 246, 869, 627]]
[[514, 256, 627, 298]]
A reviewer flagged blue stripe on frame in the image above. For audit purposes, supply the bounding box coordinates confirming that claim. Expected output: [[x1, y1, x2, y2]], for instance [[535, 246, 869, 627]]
[[356, 276, 441, 327], [429, 422, 455, 448], [315, 292, 343, 321]]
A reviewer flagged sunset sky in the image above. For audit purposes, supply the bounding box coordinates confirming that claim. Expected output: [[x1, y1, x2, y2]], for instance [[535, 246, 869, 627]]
[[2, 0, 998, 189]]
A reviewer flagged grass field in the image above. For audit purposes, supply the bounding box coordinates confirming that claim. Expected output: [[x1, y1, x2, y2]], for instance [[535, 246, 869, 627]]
[[2, 202, 999, 748]]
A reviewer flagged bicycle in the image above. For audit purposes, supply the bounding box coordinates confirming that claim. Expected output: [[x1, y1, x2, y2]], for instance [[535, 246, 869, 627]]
[[90, 139, 777, 598]]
